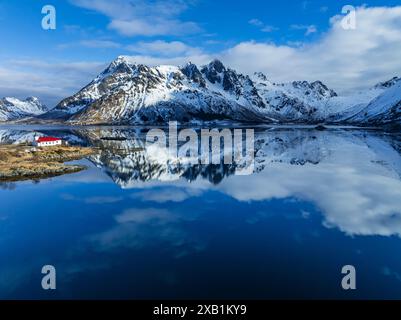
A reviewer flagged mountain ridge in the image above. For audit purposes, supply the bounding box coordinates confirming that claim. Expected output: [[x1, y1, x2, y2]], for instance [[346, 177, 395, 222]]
[[0, 97, 48, 122], [3, 56, 401, 126]]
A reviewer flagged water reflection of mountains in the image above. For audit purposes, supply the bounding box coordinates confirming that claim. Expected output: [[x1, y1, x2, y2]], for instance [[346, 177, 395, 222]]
[[55, 128, 332, 187], [77, 128, 244, 186], [1, 127, 401, 188]]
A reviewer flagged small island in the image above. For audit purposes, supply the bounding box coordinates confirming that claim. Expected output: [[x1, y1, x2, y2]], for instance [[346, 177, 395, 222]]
[[0, 138, 97, 182]]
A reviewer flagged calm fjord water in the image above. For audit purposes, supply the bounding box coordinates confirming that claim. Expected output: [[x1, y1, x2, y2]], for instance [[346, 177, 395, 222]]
[[1, 125, 401, 299]]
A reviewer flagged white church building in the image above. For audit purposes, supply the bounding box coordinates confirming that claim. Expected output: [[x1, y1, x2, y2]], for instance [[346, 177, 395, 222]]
[[34, 136, 63, 147]]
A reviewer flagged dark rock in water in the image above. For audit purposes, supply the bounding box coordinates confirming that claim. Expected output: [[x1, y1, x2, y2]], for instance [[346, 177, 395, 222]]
[[101, 137, 127, 141], [382, 122, 401, 132], [315, 125, 327, 131]]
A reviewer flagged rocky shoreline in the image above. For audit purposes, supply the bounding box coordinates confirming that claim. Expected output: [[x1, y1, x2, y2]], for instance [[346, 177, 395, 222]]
[[0, 145, 97, 182]]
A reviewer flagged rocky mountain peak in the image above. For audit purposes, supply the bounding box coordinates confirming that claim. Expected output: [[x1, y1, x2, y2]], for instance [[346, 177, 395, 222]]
[[0, 96, 48, 121], [208, 59, 226, 73], [24, 97, 48, 111], [374, 76, 401, 89], [201, 59, 226, 84], [310, 81, 337, 98], [112, 55, 135, 66], [292, 80, 337, 98], [180, 62, 206, 87], [102, 56, 137, 77], [254, 72, 268, 82], [222, 68, 241, 92], [25, 96, 39, 103], [30, 56, 401, 127]]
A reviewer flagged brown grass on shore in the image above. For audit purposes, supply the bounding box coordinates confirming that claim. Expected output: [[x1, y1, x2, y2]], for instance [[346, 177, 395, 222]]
[[0, 144, 97, 182]]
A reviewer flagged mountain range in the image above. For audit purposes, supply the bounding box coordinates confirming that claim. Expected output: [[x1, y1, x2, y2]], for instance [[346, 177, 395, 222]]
[[1, 56, 401, 127], [0, 97, 48, 121]]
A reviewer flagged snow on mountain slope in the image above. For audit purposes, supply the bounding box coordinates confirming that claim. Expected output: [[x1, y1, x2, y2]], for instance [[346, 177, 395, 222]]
[[33, 56, 401, 126], [325, 88, 384, 122], [45, 57, 273, 124], [348, 80, 401, 125], [0, 97, 48, 121], [253, 72, 337, 121], [326, 77, 401, 123], [44, 57, 344, 125]]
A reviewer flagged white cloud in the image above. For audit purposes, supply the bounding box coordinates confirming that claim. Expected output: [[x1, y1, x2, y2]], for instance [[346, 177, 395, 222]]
[[2, 6, 401, 106], [109, 19, 201, 37], [109, 53, 211, 68], [115, 208, 174, 224], [58, 39, 122, 49], [61, 194, 124, 204], [126, 6, 398, 93], [290, 24, 317, 35], [70, 0, 201, 37], [0, 59, 106, 107], [261, 25, 278, 33], [248, 19, 263, 27], [119, 6, 401, 94], [131, 187, 202, 203], [126, 40, 201, 57], [248, 18, 278, 33], [217, 163, 401, 237], [219, 6, 401, 93], [128, 131, 401, 238], [80, 40, 121, 48], [89, 206, 206, 253]]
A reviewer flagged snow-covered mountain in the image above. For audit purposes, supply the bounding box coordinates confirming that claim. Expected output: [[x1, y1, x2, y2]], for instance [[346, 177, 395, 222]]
[[44, 58, 269, 124], [24, 57, 401, 126], [345, 80, 401, 125], [0, 97, 48, 121], [326, 76, 401, 125], [43, 57, 346, 125], [253, 72, 339, 122]]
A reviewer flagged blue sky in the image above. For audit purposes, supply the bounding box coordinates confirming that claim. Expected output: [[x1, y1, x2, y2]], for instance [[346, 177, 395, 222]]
[[0, 0, 401, 106]]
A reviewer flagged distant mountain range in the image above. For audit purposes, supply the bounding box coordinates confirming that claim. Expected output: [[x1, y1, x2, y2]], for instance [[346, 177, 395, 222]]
[[1, 56, 401, 127], [0, 97, 48, 121]]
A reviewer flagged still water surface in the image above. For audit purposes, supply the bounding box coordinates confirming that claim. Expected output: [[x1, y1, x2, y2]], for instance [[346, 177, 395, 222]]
[[1, 125, 401, 299]]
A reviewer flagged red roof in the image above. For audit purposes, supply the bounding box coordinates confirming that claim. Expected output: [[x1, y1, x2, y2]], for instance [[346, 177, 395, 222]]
[[37, 137, 61, 142]]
